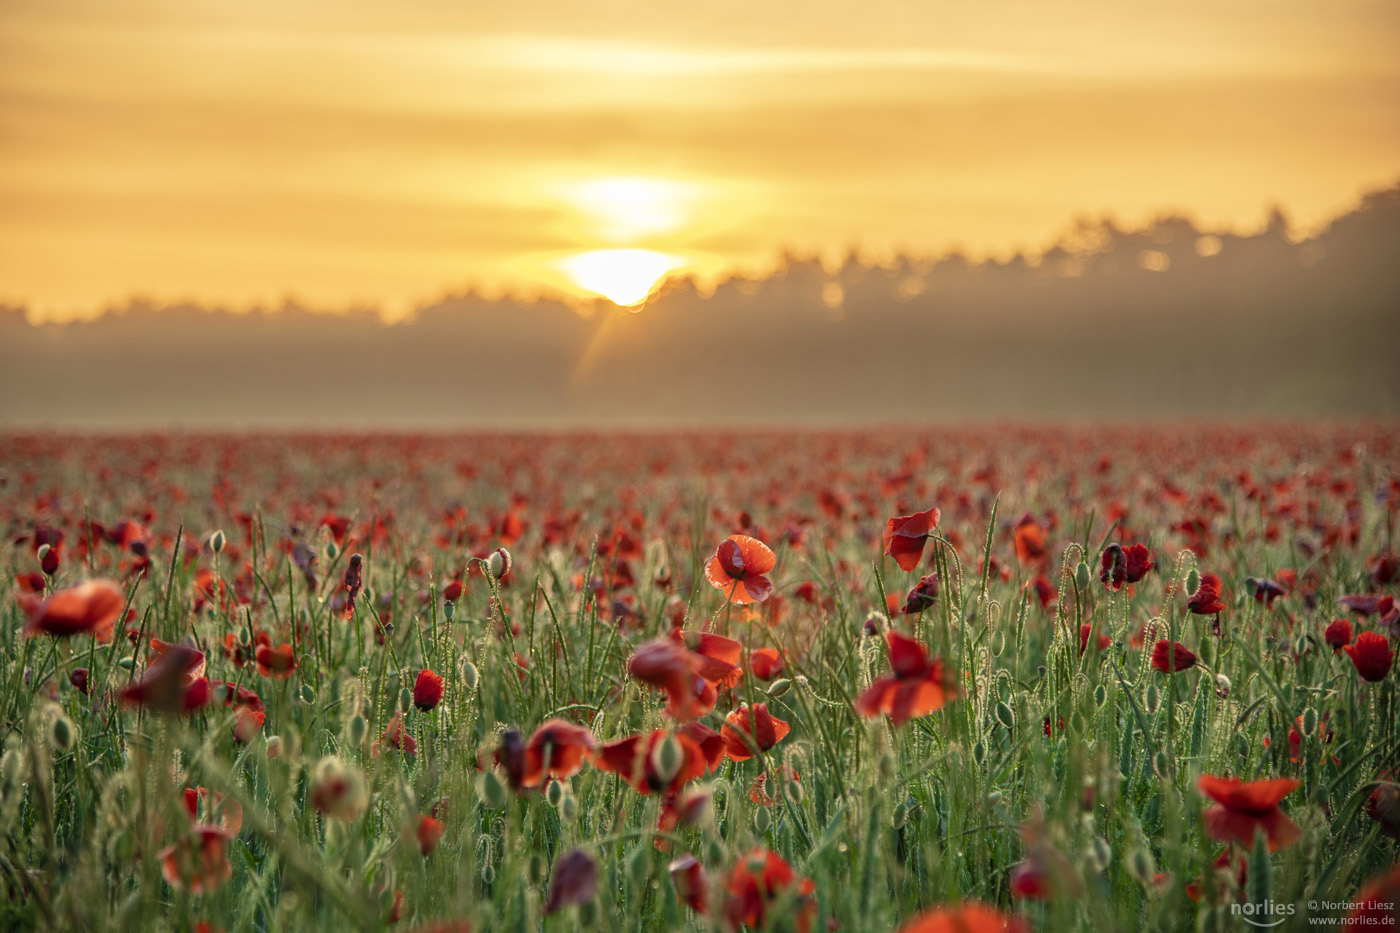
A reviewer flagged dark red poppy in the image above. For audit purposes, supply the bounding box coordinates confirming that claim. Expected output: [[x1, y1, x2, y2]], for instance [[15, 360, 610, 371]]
[[1030, 575, 1057, 609], [343, 554, 363, 616], [669, 854, 709, 914], [1339, 594, 1394, 618], [414, 668, 445, 711], [1187, 573, 1226, 615], [1324, 618, 1354, 653], [723, 849, 816, 933], [855, 630, 959, 725], [19, 580, 124, 642], [899, 574, 940, 614], [883, 507, 940, 572], [1100, 543, 1154, 591], [522, 719, 596, 787], [1366, 779, 1400, 840], [1247, 576, 1290, 608], [1345, 632, 1394, 682], [544, 849, 598, 914], [704, 535, 776, 604], [495, 728, 527, 791], [1197, 774, 1300, 852], [1368, 553, 1400, 586], [1151, 640, 1198, 673], [720, 703, 790, 761], [122, 643, 209, 714]]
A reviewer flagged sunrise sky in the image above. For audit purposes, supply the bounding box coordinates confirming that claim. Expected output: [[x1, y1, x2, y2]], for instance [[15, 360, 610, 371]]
[[2, 0, 1398, 320]]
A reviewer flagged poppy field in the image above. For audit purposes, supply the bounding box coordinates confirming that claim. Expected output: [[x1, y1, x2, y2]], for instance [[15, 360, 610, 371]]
[[2, 425, 1399, 932]]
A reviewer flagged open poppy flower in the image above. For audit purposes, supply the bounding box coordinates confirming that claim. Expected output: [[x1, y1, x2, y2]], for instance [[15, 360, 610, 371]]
[[1347, 864, 1400, 927], [1012, 515, 1047, 567], [723, 848, 816, 933], [1187, 573, 1226, 615], [721, 703, 790, 761], [415, 814, 444, 856], [896, 902, 1027, 933], [673, 630, 744, 689], [522, 719, 596, 787], [413, 668, 445, 711], [19, 580, 124, 642], [255, 642, 297, 679], [378, 711, 417, 756], [1339, 594, 1395, 618], [1324, 618, 1354, 653], [704, 535, 776, 604], [855, 630, 960, 725], [679, 721, 727, 770], [1079, 623, 1112, 656], [883, 507, 940, 572], [150, 638, 206, 683], [669, 854, 709, 914], [159, 826, 232, 894], [750, 647, 784, 680], [1151, 640, 1198, 673], [593, 729, 709, 795], [629, 638, 721, 721], [1102, 543, 1154, 590], [1197, 774, 1301, 852], [1345, 632, 1394, 682], [122, 643, 210, 714]]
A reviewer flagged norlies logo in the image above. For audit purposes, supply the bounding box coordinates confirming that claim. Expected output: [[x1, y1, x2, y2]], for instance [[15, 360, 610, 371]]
[[1232, 901, 1297, 927]]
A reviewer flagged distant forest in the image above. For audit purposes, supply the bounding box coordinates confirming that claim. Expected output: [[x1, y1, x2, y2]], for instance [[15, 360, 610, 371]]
[[3, 183, 1398, 426]]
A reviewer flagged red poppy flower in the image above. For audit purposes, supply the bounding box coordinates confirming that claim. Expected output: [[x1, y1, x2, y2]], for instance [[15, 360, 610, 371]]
[[1030, 575, 1057, 609], [19, 580, 124, 642], [896, 903, 1027, 933], [1100, 543, 1154, 590], [522, 719, 596, 787], [1347, 864, 1400, 927], [629, 638, 720, 721], [704, 535, 776, 604], [669, 854, 709, 914], [1197, 774, 1301, 852], [1151, 640, 1198, 674], [594, 729, 708, 795], [1339, 594, 1395, 618], [1012, 515, 1047, 566], [159, 826, 232, 894], [854, 630, 960, 725], [723, 849, 816, 933], [721, 703, 790, 761], [222, 629, 270, 668], [899, 574, 940, 614], [495, 728, 527, 791], [379, 712, 417, 756], [254, 642, 296, 679], [1079, 624, 1111, 656], [1187, 573, 1226, 615], [414, 668, 445, 711], [416, 814, 444, 856], [679, 721, 727, 770], [883, 507, 940, 572], [1345, 632, 1394, 682], [1324, 618, 1354, 653], [544, 849, 598, 915], [750, 647, 783, 681], [1367, 779, 1400, 840], [1368, 553, 1400, 586], [673, 630, 743, 689], [150, 638, 206, 683], [122, 643, 210, 714]]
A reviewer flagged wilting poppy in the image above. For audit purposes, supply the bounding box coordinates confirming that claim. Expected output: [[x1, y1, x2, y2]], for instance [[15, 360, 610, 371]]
[[899, 574, 940, 614], [750, 648, 784, 681], [19, 580, 124, 642], [414, 668, 445, 711], [1151, 640, 1198, 674], [343, 554, 363, 616], [1324, 618, 1354, 653], [896, 902, 1027, 933], [1100, 543, 1154, 590], [254, 643, 296, 679], [1345, 632, 1394, 682], [883, 507, 940, 572], [1187, 573, 1226, 615], [593, 730, 708, 795], [855, 630, 959, 725], [159, 826, 232, 894], [704, 535, 776, 604], [1247, 576, 1289, 608], [522, 719, 596, 787], [1368, 553, 1400, 587], [723, 849, 816, 933], [721, 703, 790, 761], [669, 854, 709, 914], [544, 849, 598, 914], [1197, 774, 1300, 852]]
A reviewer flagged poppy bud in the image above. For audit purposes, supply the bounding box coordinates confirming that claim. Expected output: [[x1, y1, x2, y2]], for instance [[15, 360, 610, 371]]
[[461, 659, 479, 691], [300, 684, 317, 704], [705, 837, 725, 866], [986, 790, 1003, 806], [210, 530, 226, 554], [766, 678, 792, 698], [398, 687, 412, 712], [327, 541, 339, 559], [1300, 707, 1318, 738], [348, 714, 368, 745], [39, 544, 59, 576], [785, 778, 804, 805], [753, 807, 771, 834], [487, 547, 512, 581], [1144, 684, 1160, 715], [1185, 569, 1200, 596], [878, 750, 897, 780], [1152, 752, 1171, 779], [266, 735, 283, 758], [560, 794, 577, 821], [49, 714, 76, 751], [893, 801, 909, 829], [1244, 577, 1259, 598], [117, 656, 135, 670], [70, 668, 90, 695], [381, 621, 394, 638], [1075, 562, 1091, 591], [990, 630, 1006, 657], [1093, 684, 1107, 707], [1127, 847, 1155, 885], [478, 771, 509, 810], [546, 778, 565, 808], [995, 702, 1015, 730], [972, 741, 986, 765], [480, 863, 495, 885]]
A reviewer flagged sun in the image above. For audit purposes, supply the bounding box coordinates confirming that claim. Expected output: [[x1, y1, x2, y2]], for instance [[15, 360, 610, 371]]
[[562, 176, 700, 242], [558, 248, 684, 306]]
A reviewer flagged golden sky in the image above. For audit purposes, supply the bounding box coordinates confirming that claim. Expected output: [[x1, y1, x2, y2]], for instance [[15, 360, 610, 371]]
[[2, 0, 1398, 319]]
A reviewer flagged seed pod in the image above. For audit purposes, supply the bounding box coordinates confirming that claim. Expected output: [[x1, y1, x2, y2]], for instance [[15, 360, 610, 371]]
[[1089, 837, 1112, 873], [399, 687, 413, 713], [480, 862, 496, 885], [300, 684, 317, 704], [986, 790, 1003, 807], [560, 794, 577, 821], [49, 715, 76, 751], [785, 778, 804, 806], [442, 601, 455, 620], [1127, 847, 1155, 885], [878, 751, 897, 780], [972, 741, 986, 765], [892, 802, 909, 830], [348, 714, 368, 745], [528, 853, 547, 885], [1153, 751, 1172, 779], [327, 541, 339, 560], [487, 547, 512, 581]]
